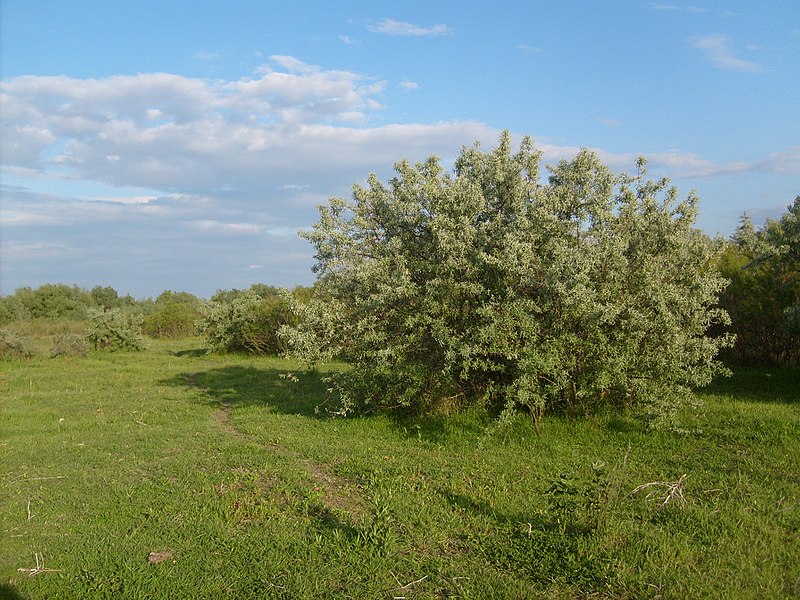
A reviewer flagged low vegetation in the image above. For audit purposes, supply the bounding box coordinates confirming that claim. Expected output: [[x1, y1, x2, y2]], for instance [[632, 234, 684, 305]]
[[1, 338, 798, 598]]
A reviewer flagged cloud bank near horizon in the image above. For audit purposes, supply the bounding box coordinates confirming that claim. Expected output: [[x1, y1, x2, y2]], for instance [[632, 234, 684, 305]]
[[2, 55, 797, 295]]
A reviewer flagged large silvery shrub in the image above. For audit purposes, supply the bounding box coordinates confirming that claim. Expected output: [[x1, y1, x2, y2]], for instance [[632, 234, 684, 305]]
[[283, 133, 732, 421]]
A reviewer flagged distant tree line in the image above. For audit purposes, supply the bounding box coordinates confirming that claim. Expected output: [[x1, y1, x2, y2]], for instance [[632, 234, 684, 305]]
[[0, 282, 312, 355], [1, 205, 796, 369], [716, 196, 800, 366]]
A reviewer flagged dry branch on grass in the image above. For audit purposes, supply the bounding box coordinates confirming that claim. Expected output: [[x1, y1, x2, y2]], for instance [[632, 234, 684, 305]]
[[631, 473, 688, 507], [11, 475, 66, 484], [390, 572, 429, 598], [17, 553, 60, 576]]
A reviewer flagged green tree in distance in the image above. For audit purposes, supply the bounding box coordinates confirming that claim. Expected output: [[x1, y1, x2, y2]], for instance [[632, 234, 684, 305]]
[[718, 196, 800, 365], [282, 133, 732, 423]]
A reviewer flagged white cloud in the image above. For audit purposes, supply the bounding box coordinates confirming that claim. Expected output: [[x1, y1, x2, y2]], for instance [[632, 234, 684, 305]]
[[2, 240, 76, 260], [367, 19, 451, 36], [88, 195, 159, 205], [1, 56, 788, 204], [0, 57, 400, 193], [690, 33, 761, 72], [3, 53, 793, 296], [651, 3, 707, 13], [398, 81, 419, 91], [189, 220, 262, 235], [756, 147, 800, 176], [645, 150, 749, 177], [534, 142, 754, 179], [516, 44, 546, 54], [1, 58, 496, 195]]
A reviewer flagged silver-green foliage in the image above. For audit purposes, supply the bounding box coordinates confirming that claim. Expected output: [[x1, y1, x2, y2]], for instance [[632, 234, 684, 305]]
[[199, 292, 293, 354], [0, 330, 37, 359], [283, 133, 732, 419], [85, 308, 146, 351], [50, 333, 90, 358]]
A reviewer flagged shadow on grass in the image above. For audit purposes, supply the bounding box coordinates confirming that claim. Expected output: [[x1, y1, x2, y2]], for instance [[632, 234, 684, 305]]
[[168, 347, 209, 358], [437, 488, 612, 588], [0, 583, 28, 600], [161, 365, 329, 418], [701, 367, 800, 404], [437, 488, 537, 527], [161, 364, 497, 445]]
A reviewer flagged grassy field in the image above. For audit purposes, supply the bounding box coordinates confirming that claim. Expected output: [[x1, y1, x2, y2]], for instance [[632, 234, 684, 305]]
[[1, 336, 798, 599]]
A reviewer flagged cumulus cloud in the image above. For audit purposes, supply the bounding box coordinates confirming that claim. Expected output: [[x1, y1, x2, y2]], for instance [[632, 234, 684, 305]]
[[0, 56, 499, 202], [2, 54, 791, 295], [367, 19, 451, 36], [690, 33, 761, 72]]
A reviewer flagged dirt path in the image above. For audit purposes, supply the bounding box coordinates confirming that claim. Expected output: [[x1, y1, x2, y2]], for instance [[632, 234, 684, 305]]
[[190, 373, 369, 521]]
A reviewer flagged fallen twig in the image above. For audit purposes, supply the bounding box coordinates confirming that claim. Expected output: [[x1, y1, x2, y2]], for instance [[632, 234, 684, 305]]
[[17, 553, 60, 577], [11, 475, 66, 484], [631, 473, 688, 507], [397, 575, 428, 590], [390, 572, 428, 598]]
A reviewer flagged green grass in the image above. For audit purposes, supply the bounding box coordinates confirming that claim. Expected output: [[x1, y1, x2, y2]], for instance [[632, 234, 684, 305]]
[[1, 339, 798, 599]]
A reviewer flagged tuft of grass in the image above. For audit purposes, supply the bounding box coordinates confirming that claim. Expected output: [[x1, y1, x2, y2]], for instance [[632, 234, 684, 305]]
[[1, 338, 798, 598]]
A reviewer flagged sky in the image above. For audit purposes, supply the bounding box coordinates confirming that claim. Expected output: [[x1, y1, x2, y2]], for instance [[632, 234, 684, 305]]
[[1, 1, 799, 299]]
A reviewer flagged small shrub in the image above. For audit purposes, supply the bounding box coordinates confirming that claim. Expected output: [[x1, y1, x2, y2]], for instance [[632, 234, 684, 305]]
[[199, 292, 295, 354], [142, 302, 200, 338], [85, 308, 146, 351], [0, 330, 37, 360], [50, 333, 90, 358]]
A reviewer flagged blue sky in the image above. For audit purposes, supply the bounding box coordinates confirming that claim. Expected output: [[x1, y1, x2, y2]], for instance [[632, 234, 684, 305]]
[[2, 0, 798, 298]]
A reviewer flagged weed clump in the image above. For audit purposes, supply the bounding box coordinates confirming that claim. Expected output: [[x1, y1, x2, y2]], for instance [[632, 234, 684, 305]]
[[50, 333, 90, 358], [0, 329, 37, 359]]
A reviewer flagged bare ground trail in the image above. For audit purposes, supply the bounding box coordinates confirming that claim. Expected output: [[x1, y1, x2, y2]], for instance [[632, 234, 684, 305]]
[[188, 373, 369, 522]]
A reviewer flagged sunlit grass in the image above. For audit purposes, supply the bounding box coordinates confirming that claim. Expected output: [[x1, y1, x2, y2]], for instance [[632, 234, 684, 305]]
[[1, 339, 798, 598]]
